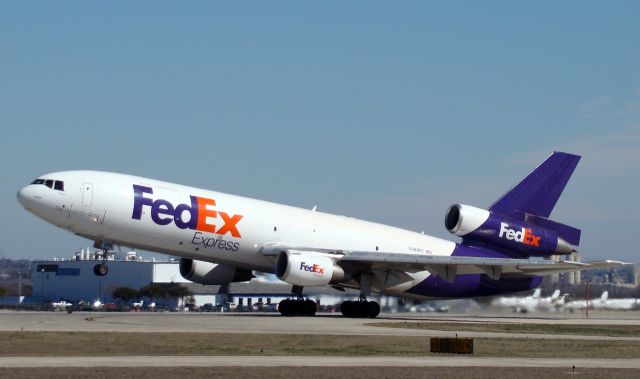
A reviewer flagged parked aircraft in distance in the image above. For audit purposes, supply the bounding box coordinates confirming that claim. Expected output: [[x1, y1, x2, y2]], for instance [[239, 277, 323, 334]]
[[17, 152, 624, 318], [564, 291, 639, 311], [492, 289, 567, 313]]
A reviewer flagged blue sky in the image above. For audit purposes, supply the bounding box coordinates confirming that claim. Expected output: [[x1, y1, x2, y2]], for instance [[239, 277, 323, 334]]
[[1, 2, 639, 262]]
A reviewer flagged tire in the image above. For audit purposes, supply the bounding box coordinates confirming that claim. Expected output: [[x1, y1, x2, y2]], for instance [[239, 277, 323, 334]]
[[93, 264, 108, 276], [278, 299, 292, 316], [366, 301, 381, 318], [355, 301, 368, 318], [340, 301, 353, 317], [303, 300, 317, 316]]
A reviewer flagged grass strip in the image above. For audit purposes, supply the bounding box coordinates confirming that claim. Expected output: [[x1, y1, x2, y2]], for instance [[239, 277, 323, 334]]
[[367, 321, 640, 337], [0, 332, 639, 358]]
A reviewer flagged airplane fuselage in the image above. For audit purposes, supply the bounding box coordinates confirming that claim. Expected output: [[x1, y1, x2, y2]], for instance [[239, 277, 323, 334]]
[[17, 170, 542, 300]]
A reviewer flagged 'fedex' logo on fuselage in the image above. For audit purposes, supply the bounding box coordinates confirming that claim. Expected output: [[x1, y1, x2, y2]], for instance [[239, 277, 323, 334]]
[[498, 222, 540, 247], [131, 185, 243, 237], [300, 262, 325, 275]]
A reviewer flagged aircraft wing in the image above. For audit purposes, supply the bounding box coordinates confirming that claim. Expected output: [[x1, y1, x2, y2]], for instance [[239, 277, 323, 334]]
[[337, 251, 626, 283]]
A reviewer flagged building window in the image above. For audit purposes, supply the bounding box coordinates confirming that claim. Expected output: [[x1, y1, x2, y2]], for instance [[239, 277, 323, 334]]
[[267, 298, 271, 305], [37, 264, 58, 273], [56, 268, 80, 276], [238, 298, 243, 306]]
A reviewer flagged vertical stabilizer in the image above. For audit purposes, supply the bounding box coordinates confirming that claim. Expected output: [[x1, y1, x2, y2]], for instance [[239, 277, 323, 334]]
[[489, 152, 581, 218]]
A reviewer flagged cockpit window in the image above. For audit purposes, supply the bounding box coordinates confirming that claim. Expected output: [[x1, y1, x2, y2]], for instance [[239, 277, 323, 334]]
[[30, 178, 65, 191]]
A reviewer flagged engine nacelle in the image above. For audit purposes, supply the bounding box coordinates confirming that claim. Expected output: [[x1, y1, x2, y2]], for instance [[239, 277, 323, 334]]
[[179, 258, 254, 285], [275, 250, 344, 287], [445, 204, 574, 256]]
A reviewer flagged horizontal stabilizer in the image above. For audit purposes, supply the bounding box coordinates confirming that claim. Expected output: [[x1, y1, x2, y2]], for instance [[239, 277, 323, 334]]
[[525, 213, 581, 246]]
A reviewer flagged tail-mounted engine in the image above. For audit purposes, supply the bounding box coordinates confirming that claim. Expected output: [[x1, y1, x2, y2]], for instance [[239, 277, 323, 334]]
[[445, 204, 577, 256]]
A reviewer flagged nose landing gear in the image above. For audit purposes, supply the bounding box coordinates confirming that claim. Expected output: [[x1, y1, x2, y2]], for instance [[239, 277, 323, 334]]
[[93, 240, 113, 277]]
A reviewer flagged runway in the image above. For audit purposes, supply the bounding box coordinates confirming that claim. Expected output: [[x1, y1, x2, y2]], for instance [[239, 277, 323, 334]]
[[1, 310, 639, 373], [0, 310, 638, 341], [1, 355, 639, 369]]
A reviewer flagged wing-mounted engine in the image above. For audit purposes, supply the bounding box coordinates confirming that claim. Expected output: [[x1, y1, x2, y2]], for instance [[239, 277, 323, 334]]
[[275, 249, 344, 287], [179, 258, 254, 285], [445, 204, 577, 256]]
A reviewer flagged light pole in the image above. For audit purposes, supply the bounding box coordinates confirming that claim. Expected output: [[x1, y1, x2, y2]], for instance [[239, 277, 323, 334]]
[[585, 281, 590, 319], [40, 267, 45, 303], [17, 272, 21, 304]]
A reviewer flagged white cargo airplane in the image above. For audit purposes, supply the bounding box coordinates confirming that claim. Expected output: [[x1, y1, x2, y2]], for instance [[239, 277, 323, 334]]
[[564, 291, 640, 311], [492, 289, 566, 313], [17, 152, 623, 318]]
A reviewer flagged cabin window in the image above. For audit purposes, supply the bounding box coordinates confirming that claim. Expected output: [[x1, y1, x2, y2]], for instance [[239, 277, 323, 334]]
[[31, 179, 45, 185], [54, 181, 64, 191], [44, 179, 54, 188]]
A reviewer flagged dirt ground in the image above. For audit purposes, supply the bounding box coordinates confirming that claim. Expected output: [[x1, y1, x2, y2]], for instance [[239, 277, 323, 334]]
[[0, 366, 637, 379]]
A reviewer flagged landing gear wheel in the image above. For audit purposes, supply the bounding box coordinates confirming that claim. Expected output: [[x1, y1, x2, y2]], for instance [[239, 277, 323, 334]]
[[340, 300, 380, 318], [340, 300, 353, 317], [278, 299, 317, 316], [278, 299, 293, 316], [366, 301, 381, 318], [93, 264, 108, 276], [303, 299, 317, 316]]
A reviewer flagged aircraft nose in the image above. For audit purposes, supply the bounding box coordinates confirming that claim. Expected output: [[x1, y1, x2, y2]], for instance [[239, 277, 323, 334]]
[[17, 185, 37, 210]]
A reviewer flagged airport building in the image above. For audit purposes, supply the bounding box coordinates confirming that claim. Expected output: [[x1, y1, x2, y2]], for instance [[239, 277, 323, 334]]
[[31, 249, 188, 304], [29, 248, 366, 308]]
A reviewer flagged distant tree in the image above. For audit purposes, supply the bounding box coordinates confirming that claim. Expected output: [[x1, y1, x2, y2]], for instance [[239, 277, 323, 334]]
[[168, 284, 192, 307], [0, 287, 6, 298], [112, 287, 138, 304], [137, 283, 169, 303]]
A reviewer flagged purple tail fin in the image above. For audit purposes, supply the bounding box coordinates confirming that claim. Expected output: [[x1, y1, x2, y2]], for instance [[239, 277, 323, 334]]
[[488, 151, 581, 246], [489, 152, 581, 218]]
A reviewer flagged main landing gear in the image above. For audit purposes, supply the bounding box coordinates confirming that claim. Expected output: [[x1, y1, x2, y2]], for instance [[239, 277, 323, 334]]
[[340, 296, 381, 318], [339, 273, 380, 318], [278, 285, 317, 316]]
